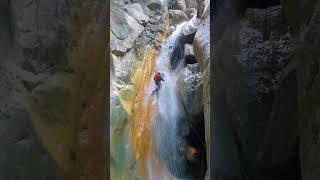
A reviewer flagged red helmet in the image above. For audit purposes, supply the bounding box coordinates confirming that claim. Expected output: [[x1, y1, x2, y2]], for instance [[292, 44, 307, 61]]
[[154, 72, 160, 81]]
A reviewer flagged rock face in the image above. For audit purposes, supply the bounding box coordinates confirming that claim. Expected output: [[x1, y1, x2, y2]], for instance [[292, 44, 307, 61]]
[[281, 1, 320, 180], [193, 0, 210, 178], [110, 94, 132, 180], [169, 10, 189, 26], [124, 3, 150, 25], [177, 64, 203, 117], [0, 0, 108, 180], [184, 44, 197, 64], [176, 0, 187, 12], [147, 0, 163, 11], [185, 0, 198, 9], [110, 0, 168, 179], [110, 0, 209, 179], [212, 0, 320, 180], [110, 4, 145, 56]]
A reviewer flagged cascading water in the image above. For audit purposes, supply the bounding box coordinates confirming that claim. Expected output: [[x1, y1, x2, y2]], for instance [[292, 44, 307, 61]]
[[144, 22, 189, 180], [111, 0, 208, 179]]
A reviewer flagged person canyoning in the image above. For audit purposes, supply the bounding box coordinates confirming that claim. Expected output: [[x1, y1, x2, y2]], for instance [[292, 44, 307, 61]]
[[152, 71, 165, 95]]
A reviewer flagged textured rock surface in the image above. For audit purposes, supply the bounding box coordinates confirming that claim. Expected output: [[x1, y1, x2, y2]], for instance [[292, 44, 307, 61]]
[[184, 44, 197, 64], [176, 0, 187, 12], [282, 1, 320, 180], [185, 0, 198, 9], [147, 0, 163, 11], [0, 0, 108, 179], [169, 10, 189, 26], [110, 93, 132, 180], [124, 3, 150, 25], [111, 10, 145, 56], [212, 0, 320, 180], [181, 16, 200, 44], [110, 0, 209, 178], [110, 0, 168, 179], [177, 64, 203, 117], [193, 0, 210, 178]]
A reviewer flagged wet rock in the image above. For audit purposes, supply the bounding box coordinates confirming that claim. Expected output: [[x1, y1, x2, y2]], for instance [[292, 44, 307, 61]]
[[124, 3, 149, 25], [185, 8, 198, 19], [169, 10, 189, 26], [169, 25, 176, 34], [184, 44, 194, 57], [169, 37, 184, 70], [186, 146, 199, 163], [147, 0, 163, 11], [176, 64, 203, 117], [153, 112, 207, 178], [193, 0, 210, 178], [193, 7, 209, 69], [181, 17, 200, 44], [185, 0, 198, 9], [184, 44, 197, 64], [176, 0, 187, 12], [196, 0, 209, 18]]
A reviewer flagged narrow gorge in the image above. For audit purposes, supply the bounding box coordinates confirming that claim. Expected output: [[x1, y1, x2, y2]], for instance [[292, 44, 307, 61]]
[[110, 0, 210, 179]]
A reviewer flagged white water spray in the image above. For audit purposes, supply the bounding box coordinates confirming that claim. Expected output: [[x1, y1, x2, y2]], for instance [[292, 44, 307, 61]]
[[145, 22, 187, 180]]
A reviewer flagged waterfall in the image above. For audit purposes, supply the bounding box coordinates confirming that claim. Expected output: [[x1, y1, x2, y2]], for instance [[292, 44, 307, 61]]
[[144, 22, 188, 180], [111, 0, 208, 179]]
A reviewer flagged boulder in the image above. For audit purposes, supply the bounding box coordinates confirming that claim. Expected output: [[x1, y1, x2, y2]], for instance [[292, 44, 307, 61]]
[[185, 0, 198, 9], [124, 3, 149, 25], [176, 63, 203, 117], [181, 16, 200, 44], [185, 8, 197, 19], [110, 32, 128, 56], [112, 50, 135, 84], [168, 9, 189, 26], [169, 25, 176, 34], [184, 44, 197, 64], [111, 2, 130, 40], [111, 12, 145, 56], [193, 7, 209, 69], [176, 0, 187, 12], [147, 0, 163, 11]]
